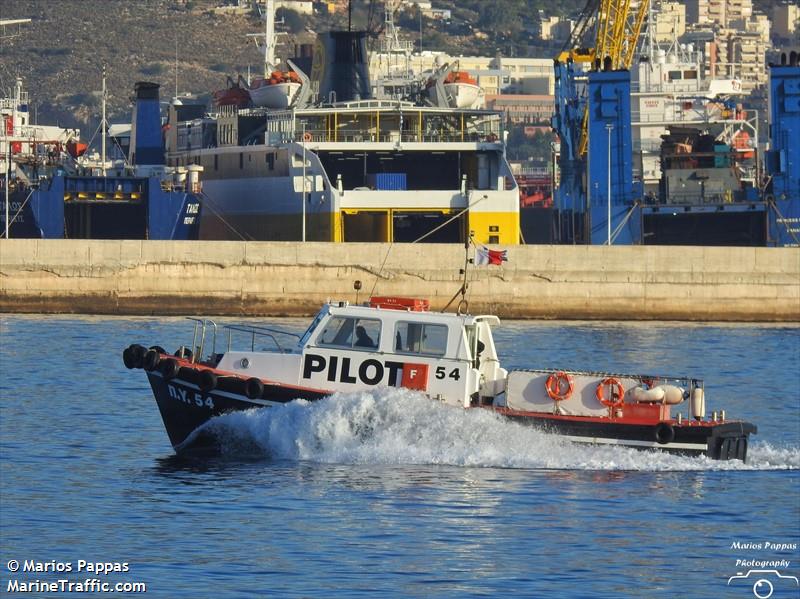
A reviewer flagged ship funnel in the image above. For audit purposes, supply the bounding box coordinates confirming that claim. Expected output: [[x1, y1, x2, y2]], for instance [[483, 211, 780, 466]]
[[128, 81, 164, 166], [311, 31, 371, 104]]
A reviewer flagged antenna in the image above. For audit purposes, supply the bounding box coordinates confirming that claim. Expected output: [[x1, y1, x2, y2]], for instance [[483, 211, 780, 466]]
[[175, 34, 179, 99], [441, 231, 474, 314]]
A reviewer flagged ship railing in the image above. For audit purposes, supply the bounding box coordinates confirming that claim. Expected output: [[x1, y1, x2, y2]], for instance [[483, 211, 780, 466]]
[[185, 318, 217, 365], [223, 324, 301, 354], [296, 129, 493, 144]]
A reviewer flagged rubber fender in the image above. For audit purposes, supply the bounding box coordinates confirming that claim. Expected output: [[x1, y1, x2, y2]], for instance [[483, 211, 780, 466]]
[[199, 370, 218, 393], [160, 358, 180, 381], [143, 349, 161, 372], [245, 377, 264, 400], [124, 344, 147, 369], [654, 422, 676, 445], [660, 385, 685, 405], [123, 346, 136, 369], [149, 345, 167, 355], [177, 366, 198, 385], [629, 386, 665, 403], [174, 347, 193, 360]]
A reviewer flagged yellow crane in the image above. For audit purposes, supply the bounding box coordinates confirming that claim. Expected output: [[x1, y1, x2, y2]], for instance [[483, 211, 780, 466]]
[[557, 0, 650, 156]]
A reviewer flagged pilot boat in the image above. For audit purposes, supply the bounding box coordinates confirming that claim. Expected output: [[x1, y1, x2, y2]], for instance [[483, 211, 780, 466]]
[[124, 296, 756, 461]]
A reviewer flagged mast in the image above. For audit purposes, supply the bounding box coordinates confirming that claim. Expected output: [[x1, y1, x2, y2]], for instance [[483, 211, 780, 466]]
[[101, 67, 107, 175], [174, 34, 179, 99], [265, 0, 276, 72]]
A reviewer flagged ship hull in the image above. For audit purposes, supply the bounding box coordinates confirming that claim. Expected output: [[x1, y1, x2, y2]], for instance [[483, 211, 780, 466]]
[[1, 175, 202, 239], [139, 355, 754, 461]]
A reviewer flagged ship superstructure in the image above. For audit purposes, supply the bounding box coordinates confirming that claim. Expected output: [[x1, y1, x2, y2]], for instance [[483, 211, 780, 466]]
[[168, 30, 519, 245]]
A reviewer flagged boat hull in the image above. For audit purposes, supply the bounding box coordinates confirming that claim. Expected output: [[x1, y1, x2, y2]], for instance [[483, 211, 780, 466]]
[[492, 408, 755, 461], [145, 366, 326, 451], [139, 356, 754, 461], [1, 175, 202, 239]]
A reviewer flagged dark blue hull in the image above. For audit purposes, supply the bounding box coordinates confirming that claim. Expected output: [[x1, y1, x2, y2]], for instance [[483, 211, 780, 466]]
[[1, 174, 201, 239]]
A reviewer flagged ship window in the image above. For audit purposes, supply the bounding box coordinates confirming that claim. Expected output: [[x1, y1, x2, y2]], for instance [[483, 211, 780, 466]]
[[395, 322, 447, 356], [239, 153, 243, 169], [668, 70, 682, 81], [683, 70, 698, 80], [266, 153, 275, 170], [317, 316, 381, 350]]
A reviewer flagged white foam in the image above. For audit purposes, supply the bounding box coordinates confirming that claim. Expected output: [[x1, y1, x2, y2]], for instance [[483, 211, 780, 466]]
[[199, 389, 799, 471]]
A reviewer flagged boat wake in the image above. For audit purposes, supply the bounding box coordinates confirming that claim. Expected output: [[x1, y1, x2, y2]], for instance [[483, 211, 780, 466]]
[[198, 388, 799, 471]]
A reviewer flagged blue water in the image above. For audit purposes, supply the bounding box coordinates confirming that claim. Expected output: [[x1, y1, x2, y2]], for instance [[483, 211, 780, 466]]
[[1, 316, 798, 598]]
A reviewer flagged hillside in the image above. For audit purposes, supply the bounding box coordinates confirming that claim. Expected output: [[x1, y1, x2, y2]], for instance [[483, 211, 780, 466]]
[[0, 0, 583, 134], [1, 1, 285, 131], [1, 0, 783, 136]]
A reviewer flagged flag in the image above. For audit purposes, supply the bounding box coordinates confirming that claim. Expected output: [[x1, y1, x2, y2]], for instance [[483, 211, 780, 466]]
[[475, 247, 508, 266]]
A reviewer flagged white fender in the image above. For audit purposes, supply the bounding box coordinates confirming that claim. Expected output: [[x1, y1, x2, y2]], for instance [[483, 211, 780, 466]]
[[660, 385, 685, 405], [629, 386, 665, 403], [629, 385, 684, 404], [691, 387, 705, 420]]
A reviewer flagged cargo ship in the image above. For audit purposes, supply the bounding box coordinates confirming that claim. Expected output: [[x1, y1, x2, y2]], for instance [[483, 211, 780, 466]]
[[1, 79, 202, 240]]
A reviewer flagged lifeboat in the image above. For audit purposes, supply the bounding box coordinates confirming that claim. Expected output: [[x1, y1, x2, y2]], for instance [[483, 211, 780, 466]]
[[441, 71, 481, 108], [248, 70, 301, 109], [66, 140, 88, 159], [212, 78, 251, 109], [124, 296, 756, 460]]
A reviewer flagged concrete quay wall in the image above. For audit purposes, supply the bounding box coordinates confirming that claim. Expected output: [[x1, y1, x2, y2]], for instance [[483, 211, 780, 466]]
[[1, 239, 798, 321]]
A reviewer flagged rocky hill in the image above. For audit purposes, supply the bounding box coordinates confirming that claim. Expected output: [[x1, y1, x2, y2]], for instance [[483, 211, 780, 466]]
[[1, 0, 574, 136], [1, 1, 311, 133]]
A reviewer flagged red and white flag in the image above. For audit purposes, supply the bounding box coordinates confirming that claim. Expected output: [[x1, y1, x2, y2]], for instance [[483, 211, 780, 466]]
[[475, 247, 508, 266]]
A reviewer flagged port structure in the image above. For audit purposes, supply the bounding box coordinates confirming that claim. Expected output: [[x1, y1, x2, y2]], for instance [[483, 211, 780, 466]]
[[552, 2, 800, 247], [552, 0, 648, 244]]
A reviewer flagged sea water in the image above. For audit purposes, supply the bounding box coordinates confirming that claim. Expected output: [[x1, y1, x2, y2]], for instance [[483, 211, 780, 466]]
[[0, 316, 798, 598]]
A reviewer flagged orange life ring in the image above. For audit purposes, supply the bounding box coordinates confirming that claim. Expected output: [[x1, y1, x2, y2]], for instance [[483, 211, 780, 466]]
[[596, 377, 625, 408], [303, 132, 312, 142], [545, 371, 573, 401]]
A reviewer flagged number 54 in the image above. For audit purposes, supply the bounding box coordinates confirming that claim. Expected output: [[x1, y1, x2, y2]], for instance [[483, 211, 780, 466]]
[[435, 367, 460, 381]]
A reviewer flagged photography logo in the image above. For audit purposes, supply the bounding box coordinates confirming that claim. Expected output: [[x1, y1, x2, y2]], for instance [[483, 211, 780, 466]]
[[727, 570, 799, 598]]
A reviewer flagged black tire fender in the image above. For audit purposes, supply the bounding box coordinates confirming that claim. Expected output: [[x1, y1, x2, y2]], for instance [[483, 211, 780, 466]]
[[245, 377, 264, 400], [174, 347, 193, 360], [199, 370, 218, 393], [125, 344, 147, 369], [655, 422, 676, 445], [143, 349, 161, 372], [123, 347, 136, 369], [160, 358, 180, 381]]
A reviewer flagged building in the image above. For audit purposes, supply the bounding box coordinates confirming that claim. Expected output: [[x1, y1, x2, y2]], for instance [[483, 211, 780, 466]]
[[539, 16, 561, 40], [653, 2, 686, 43], [685, 0, 752, 28], [771, 4, 800, 40]]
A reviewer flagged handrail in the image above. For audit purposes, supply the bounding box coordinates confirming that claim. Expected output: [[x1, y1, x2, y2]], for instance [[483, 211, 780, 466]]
[[187, 318, 217, 363]]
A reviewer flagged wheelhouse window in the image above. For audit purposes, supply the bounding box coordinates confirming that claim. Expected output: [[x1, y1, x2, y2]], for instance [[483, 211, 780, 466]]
[[316, 316, 381, 350], [395, 322, 448, 356]]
